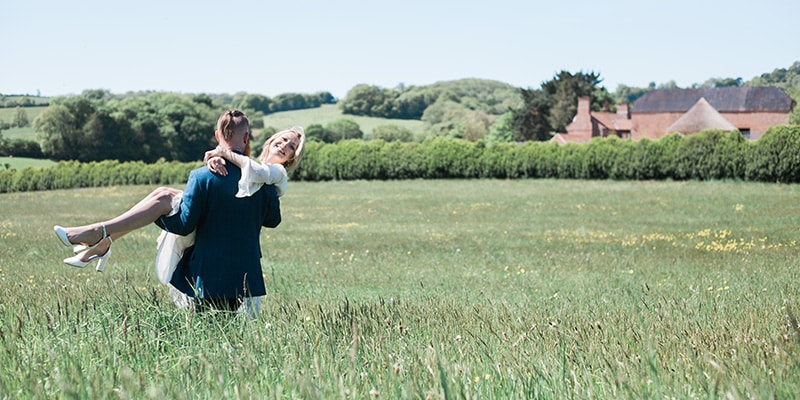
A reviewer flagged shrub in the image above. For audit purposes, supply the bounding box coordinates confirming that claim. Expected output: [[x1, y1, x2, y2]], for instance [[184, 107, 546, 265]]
[[746, 125, 800, 183]]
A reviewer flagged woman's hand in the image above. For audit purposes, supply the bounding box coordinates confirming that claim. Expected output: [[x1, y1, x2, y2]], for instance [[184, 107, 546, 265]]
[[207, 156, 228, 176], [203, 146, 223, 163]]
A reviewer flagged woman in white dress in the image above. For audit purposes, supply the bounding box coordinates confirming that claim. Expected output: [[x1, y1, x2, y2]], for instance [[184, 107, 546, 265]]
[[53, 125, 305, 276]]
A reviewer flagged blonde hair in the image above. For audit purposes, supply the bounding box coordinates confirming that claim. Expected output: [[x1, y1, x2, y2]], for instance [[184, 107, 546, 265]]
[[258, 126, 305, 172], [216, 110, 250, 141]]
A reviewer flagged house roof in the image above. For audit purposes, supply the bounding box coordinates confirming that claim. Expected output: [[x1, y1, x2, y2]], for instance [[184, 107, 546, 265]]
[[592, 112, 632, 131], [632, 87, 794, 113], [665, 97, 737, 134]]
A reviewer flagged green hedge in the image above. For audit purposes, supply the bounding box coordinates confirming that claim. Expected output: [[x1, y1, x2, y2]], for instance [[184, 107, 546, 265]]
[[0, 160, 201, 193], [2, 125, 800, 193]]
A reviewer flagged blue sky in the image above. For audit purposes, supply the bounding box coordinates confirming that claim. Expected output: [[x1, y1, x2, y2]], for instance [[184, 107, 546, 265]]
[[2, 0, 797, 99]]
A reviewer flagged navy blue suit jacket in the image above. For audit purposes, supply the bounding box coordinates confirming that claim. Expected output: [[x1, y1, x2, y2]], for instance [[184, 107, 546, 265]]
[[156, 162, 281, 299]]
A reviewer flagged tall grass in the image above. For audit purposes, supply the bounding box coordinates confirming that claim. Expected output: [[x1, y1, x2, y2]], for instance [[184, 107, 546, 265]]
[[1, 180, 799, 398]]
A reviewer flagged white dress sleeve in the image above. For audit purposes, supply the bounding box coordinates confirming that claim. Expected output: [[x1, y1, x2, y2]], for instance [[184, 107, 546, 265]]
[[236, 158, 288, 198]]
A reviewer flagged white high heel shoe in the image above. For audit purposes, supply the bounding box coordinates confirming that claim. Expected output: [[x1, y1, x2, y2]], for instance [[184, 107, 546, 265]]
[[53, 225, 73, 247], [54, 225, 107, 248], [63, 237, 113, 272]]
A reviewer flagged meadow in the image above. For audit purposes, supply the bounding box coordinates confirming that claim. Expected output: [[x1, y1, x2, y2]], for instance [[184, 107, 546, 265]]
[[0, 156, 55, 170], [1, 179, 799, 399], [0, 106, 46, 140]]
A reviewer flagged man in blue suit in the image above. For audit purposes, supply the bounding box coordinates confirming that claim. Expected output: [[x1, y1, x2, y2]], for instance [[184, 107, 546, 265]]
[[156, 110, 281, 312]]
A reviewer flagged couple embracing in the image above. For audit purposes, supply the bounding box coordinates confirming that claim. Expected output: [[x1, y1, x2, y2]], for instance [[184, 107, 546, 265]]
[[53, 110, 305, 316]]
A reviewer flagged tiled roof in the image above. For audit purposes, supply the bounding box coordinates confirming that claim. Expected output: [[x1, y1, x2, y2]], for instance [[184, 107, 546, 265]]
[[592, 112, 632, 131], [632, 87, 793, 113]]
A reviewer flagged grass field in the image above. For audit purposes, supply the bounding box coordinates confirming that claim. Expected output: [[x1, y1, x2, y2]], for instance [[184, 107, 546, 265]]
[[1, 180, 800, 398], [0, 156, 55, 170], [0, 106, 47, 140], [262, 104, 430, 138]]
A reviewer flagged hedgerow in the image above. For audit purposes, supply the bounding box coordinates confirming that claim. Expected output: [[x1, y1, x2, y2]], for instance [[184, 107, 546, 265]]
[[1, 125, 799, 193]]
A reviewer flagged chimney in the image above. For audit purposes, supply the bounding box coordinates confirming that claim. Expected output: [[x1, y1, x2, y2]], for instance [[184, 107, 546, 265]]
[[577, 97, 591, 115], [565, 97, 593, 139], [617, 103, 630, 119]]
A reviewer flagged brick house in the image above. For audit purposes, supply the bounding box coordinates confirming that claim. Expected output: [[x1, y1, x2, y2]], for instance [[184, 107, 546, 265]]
[[553, 87, 794, 144]]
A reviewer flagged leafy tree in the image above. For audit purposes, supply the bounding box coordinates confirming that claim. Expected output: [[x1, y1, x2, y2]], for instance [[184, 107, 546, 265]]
[[748, 61, 800, 89], [614, 83, 655, 104], [462, 110, 492, 142], [35, 96, 104, 160], [122, 93, 217, 161], [421, 98, 463, 126], [4, 139, 42, 157], [232, 92, 271, 114], [304, 124, 331, 143], [36, 103, 83, 160], [421, 99, 470, 138], [248, 111, 265, 130], [230, 91, 332, 114], [12, 107, 29, 128], [191, 93, 214, 108], [339, 79, 520, 121], [392, 90, 432, 119], [790, 102, 800, 125], [314, 91, 336, 105], [370, 124, 414, 142], [37, 92, 218, 162], [270, 93, 308, 113], [511, 88, 552, 141], [417, 79, 520, 115], [485, 111, 514, 143], [340, 84, 397, 117], [81, 89, 113, 101], [325, 119, 363, 141], [698, 77, 743, 88], [657, 80, 680, 89]]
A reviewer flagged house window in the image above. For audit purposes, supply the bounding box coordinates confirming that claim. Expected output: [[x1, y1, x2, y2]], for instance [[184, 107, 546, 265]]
[[740, 129, 751, 139]]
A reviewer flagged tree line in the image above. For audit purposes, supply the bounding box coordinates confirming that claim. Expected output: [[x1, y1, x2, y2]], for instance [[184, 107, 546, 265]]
[[0, 89, 335, 162], [2, 61, 798, 163], [0, 95, 48, 108]]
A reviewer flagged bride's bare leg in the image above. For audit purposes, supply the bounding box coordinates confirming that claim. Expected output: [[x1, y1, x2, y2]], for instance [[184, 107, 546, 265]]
[[61, 187, 181, 246]]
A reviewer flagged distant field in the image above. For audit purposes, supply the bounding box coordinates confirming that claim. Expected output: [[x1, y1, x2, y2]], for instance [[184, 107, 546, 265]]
[[262, 104, 429, 137], [0, 95, 49, 106], [0, 156, 55, 169], [0, 105, 47, 140]]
